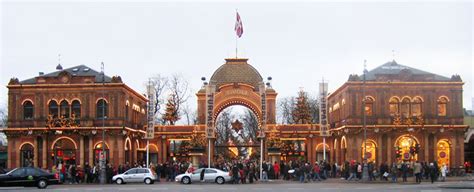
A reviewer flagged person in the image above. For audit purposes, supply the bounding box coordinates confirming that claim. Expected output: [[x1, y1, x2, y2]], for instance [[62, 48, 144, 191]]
[[262, 162, 268, 182], [401, 163, 408, 182], [347, 161, 357, 181], [429, 163, 437, 183], [200, 168, 206, 182], [440, 164, 447, 182], [390, 163, 398, 183], [312, 162, 322, 181], [414, 161, 422, 183], [155, 163, 162, 182], [186, 163, 195, 174], [273, 162, 280, 180], [84, 162, 91, 183], [232, 164, 240, 184]]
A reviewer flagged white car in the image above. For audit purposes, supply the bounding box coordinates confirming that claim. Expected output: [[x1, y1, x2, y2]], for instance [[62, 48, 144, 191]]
[[175, 168, 231, 184], [112, 168, 156, 185]]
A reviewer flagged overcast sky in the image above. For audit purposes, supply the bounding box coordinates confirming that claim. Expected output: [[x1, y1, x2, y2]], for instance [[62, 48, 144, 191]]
[[1, 0, 473, 116]]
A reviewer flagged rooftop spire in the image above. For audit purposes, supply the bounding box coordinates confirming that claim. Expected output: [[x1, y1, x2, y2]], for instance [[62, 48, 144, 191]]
[[56, 53, 63, 70]]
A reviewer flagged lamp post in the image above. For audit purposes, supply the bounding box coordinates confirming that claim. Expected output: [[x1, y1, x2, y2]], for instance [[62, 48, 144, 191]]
[[362, 60, 369, 181], [99, 62, 107, 184]]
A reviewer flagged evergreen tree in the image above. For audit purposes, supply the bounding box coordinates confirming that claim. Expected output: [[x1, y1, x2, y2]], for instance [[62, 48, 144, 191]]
[[162, 96, 179, 125], [292, 90, 312, 124]]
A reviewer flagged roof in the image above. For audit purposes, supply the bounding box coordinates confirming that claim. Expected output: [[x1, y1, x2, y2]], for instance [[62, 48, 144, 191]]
[[209, 58, 263, 89], [361, 60, 451, 82], [20, 64, 112, 84]]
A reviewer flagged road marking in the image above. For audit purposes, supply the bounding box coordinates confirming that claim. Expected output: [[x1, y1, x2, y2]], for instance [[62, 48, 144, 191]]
[[84, 188, 103, 191], [185, 187, 203, 190], [118, 188, 136, 191], [320, 188, 338, 190], [220, 187, 237, 190], [253, 188, 271, 190], [420, 190, 441, 192], [0, 187, 25, 190], [152, 188, 169, 190], [288, 188, 305, 190]]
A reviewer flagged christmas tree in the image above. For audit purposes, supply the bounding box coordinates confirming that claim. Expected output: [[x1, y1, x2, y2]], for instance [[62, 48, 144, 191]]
[[162, 96, 179, 125], [292, 90, 312, 124]]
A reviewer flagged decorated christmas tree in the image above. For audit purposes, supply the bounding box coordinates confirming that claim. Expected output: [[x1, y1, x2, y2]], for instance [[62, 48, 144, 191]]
[[292, 90, 312, 124], [162, 96, 179, 125]]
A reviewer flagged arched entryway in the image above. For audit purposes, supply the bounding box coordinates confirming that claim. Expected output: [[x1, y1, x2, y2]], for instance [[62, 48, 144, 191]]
[[19, 142, 34, 167], [361, 139, 377, 164], [315, 143, 330, 162], [341, 136, 348, 162], [51, 137, 77, 166], [437, 139, 450, 167], [124, 137, 132, 164], [93, 142, 109, 164], [394, 134, 419, 163], [146, 144, 159, 165]]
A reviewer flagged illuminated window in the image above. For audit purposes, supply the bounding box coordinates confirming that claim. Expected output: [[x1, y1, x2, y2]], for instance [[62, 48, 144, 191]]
[[23, 101, 34, 120], [71, 100, 81, 118], [437, 97, 448, 116], [437, 140, 450, 167], [364, 96, 374, 116], [411, 97, 422, 116], [401, 98, 411, 118], [49, 100, 59, 118], [96, 99, 108, 119], [60, 100, 70, 118], [361, 140, 377, 163], [389, 97, 399, 116]]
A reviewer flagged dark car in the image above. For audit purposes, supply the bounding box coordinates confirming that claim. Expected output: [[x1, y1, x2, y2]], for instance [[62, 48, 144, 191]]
[[0, 167, 59, 189]]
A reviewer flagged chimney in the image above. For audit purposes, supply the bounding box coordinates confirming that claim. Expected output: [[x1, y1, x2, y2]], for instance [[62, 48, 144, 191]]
[[39, 72, 44, 76]]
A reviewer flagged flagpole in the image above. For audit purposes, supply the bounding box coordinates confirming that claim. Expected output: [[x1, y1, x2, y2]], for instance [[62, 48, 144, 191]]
[[235, 9, 238, 58]]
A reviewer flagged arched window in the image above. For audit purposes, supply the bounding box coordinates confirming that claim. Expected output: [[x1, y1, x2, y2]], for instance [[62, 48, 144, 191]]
[[71, 100, 81, 118], [411, 97, 423, 116], [389, 97, 400, 116], [23, 101, 34, 120], [49, 100, 59, 118], [401, 97, 411, 118], [96, 99, 108, 119], [60, 100, 70, 118], [364, 96, 374, 116], [437, 97, 448, 117]]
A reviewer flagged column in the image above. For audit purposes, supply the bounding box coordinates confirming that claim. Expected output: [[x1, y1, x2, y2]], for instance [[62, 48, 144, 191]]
[[15, 140, 20, 168], [451, 135, 456, 168], [108, 137, 115, 165], [162, 139, 167, 163], [377, 134, 382, 165], [387, 135, 392, 165], [117, 137, 124, 165], [7, 138, 12, 169], [42, 136, 47, 169], [80, 136, 84, 166], [459, 131, 465, 167], [34, 138, 38, 167], [335, 138, 340, 164], [89, 138, 93, 166], [424, 133, 429, 162], [433, 135, 438, 163]]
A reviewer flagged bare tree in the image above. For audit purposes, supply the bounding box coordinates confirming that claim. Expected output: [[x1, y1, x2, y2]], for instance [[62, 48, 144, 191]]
[[215, 109, 233, 145], [277, 96, 295, 124], [242, 109, 258, 141], [0, 106, 7, 146], [181, 103, 196, 125], [308, 95, 320, 123], [168, 74, 190, 124], [147, 74, 168, 124]]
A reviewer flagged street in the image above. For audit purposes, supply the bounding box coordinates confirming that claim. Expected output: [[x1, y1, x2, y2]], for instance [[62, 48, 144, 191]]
[[0, 180, 471, 192]]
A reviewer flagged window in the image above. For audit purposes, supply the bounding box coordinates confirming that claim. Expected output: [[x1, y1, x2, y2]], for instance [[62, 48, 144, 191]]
[[72, 100, 81, 118], [438, 97, 448, 117], [400, 98, 411, 118], [411, 97, 423, 116], [364, 96, 374, 116], [96, 99, 108, 119], [26, 167, 42, 176], [205, 169, 217, 173], [10, 168, 26, 177], [389, 97, 399, 116], [125, 169, 137, 174], [137, 169, 149, 174], [49, 100, 59, 118], [60, 100, 70, 118], [23, 101, 34, 120]]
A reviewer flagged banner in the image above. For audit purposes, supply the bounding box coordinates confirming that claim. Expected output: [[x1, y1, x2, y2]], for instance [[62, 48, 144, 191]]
[[145, 83, 155, 139], [319, 82, 329, 137], [206, 85, 216, 138]]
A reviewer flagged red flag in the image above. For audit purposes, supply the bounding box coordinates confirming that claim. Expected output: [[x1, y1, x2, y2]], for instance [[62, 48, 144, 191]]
[[234, 12, 243, 38]]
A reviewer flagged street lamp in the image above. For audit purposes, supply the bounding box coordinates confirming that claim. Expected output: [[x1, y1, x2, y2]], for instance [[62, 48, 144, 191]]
[[99, 62, 107, 184], [362, 60, 369, 181]]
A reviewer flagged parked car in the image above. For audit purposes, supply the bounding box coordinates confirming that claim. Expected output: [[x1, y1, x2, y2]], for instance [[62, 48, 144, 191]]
[[0, 167, 59, 189], [175, 168, 231, 184], [112, 168, 156, 184]]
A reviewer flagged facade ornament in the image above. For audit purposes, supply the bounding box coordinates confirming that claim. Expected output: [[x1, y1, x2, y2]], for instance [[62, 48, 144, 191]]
[[8, 77, 19, 85]]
